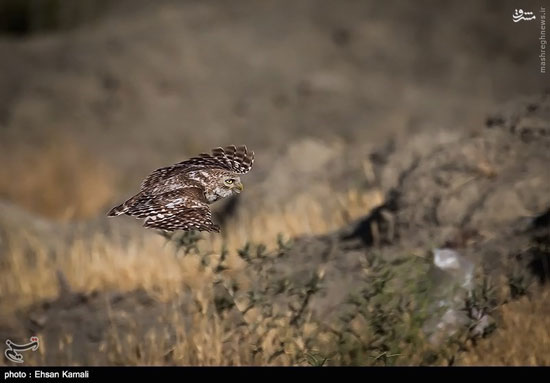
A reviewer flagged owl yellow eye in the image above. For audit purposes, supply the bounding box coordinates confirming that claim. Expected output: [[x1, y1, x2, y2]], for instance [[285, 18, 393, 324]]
[[225, 179, 234, 185]]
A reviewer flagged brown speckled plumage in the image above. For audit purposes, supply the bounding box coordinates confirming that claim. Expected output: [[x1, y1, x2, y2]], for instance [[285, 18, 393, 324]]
[[108, 145, 254, 232]]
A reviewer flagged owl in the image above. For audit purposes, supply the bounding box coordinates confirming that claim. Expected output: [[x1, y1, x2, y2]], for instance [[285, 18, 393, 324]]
[[108, 145, 254, 233]]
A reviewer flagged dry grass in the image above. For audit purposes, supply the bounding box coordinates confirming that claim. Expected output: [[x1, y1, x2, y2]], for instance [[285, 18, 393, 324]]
[[1, 231, 185, 312], [0, 184, 383, 312], [458, 288, 550, 366], [6, 219, 544, 366], [212, 189, 384, 252], [2, 219, 548, 366], [0, 136, 115, 221]]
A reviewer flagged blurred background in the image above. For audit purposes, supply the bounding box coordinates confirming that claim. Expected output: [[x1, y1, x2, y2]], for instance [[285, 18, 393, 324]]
[[0, 0, 548, 366]]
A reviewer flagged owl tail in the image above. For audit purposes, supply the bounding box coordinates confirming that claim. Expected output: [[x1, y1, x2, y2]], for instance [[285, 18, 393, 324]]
[[107, 194, 141, 217]]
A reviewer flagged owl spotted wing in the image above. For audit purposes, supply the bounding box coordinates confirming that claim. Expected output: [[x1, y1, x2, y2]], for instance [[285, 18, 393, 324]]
[[121, 187, 219, 232], [144, 207, 220, 233], [208, 145, 255, 174], [141, 145, 254, 191]]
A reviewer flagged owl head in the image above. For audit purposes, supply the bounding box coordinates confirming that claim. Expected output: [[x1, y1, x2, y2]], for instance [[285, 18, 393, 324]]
[[203, 170, 244, 202], [219, 172, 244, 195]]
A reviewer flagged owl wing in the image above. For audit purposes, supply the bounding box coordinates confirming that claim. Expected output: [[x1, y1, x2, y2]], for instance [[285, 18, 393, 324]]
[[140, 145, 254, 191], [122, 187, 219, 232], [144, 207, 220, 233]]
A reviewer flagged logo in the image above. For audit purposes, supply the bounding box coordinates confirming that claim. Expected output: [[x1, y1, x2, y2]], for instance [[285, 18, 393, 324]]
[[513, 9, 536, 22], [4, 337, 39, 363]]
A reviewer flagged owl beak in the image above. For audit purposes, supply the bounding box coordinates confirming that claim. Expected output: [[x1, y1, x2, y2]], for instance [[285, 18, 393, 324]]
[[235, 182, 244, 193]]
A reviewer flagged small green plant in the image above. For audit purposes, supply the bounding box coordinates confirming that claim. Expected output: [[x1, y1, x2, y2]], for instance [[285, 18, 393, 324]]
[[155, 232, 531, 366]]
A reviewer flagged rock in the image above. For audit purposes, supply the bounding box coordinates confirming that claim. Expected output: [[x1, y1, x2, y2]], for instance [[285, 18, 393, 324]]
[[422, 248, 475, 346], [433, 248, 475, 290]]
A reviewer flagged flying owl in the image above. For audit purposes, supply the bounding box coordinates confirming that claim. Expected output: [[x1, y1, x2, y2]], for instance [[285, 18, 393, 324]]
[[107, 145, 254, 233]]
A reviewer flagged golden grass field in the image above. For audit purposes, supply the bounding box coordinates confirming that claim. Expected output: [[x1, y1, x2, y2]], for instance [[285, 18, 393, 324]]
[[459, 288, 550, 366]]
